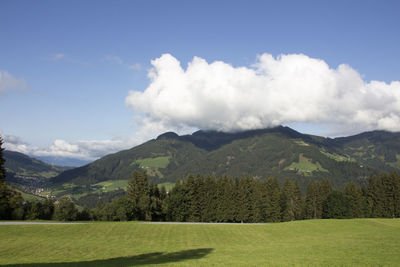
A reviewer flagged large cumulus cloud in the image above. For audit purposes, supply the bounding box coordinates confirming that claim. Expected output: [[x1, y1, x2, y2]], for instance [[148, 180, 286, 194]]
[[126, 53, 400, 133]]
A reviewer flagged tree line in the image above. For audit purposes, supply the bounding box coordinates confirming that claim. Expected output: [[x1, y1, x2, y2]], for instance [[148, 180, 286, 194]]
[[2, 171, 400, 222], [1, 137, 400, 221]]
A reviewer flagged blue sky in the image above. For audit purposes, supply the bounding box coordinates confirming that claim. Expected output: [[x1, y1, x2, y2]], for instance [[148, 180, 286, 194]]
[[1, 0, 400, 162]]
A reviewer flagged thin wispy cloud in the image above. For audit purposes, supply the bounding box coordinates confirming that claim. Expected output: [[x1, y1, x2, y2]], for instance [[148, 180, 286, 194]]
[[0, 71, 28, 94], [129, 63, 141, 71], [41, 53, 66, 61], [103, 55, 141, 71], [52, 53, 65, 60], [104, 55, 124, 65]]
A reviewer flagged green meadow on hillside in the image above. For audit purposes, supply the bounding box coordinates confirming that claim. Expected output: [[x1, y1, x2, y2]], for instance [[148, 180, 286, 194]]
[[284, 153, 328, 175], [1, 219, 399, 266]]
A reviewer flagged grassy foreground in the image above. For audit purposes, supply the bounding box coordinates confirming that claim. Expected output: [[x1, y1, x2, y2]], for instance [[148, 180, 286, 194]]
[[0, 219, 399, 266]]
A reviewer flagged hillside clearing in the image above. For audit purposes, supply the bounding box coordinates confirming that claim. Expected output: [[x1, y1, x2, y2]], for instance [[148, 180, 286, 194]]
[[0, 219, 399, 266], [284, 153, 328, 175]]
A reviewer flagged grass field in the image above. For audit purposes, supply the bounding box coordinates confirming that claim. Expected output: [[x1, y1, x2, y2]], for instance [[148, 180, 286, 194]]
[[133, 156, 170, 179], [93, 180, 128, 192], [285, 153, 328, 175], [320, 149, 353, 162], [1, 219, 399, 266], [16, 189, 46, 202], [134, 157, 170, 168]]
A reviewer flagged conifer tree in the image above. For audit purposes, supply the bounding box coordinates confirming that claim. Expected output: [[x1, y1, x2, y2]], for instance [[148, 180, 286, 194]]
[[0, 137, 24, 220], [166, 179, 188, 221], [149, 181, 164, 221], [344, 182, 363, 218], [292, 180, 304, 220], [380, 172, 400, 218], [127, 171, 151, 220], [281, 179, 295, 221], [185, 174, 202, 222], [201, 175, 217, 222], [322, 190, 350, 219], [265, 177, 281, 222], [393, 172, 400, 217], [319, 179, 333, 217], [367, 175, 384, 217], [252, 180, 268, 223], [215, 176, 235, 222], [305, 181, 318, 219], [0, 137, 6, 183], [236, 176, 254, 223]]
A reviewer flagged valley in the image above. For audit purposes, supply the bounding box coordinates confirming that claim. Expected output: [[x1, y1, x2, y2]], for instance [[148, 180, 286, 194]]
[[5, 126, 400, 205]]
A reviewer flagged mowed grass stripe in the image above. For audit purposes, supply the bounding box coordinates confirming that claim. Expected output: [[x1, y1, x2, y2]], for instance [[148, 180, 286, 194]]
[[0, 219, 399, 266]]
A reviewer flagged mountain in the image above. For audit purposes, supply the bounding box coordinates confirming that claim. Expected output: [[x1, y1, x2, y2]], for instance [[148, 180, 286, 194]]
[[35, 155, 92, 167], [51, 126, 400, 190], [4, 150, 71, 187]]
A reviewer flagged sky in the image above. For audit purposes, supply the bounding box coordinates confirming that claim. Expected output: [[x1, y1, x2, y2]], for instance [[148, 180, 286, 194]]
[[1, 0, 400, 163]]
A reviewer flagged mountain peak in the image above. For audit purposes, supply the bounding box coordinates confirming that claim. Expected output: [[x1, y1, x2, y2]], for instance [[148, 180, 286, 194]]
[[156, 132, 180, 140]]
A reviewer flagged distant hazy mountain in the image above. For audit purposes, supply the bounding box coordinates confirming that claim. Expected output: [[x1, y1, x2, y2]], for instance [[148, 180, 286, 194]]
[[51, 126, 400, 188], [35, 156, 92, 167]]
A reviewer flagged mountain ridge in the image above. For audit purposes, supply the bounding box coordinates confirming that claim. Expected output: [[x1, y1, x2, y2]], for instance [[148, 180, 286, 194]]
[[50, 126, 400, 190]]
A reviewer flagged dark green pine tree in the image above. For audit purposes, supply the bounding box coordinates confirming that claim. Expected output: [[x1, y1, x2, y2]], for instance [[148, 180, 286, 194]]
[[292, 180, 304, 220], [280, 189, 289, 222], [166, 179, 188, 222], [215, 176, 235, 222], [319, 179, 333, 217], [265, 177, 281, 222], [185, 174, 202, 222], [0, 137, 24, 220], [380, 172, 400, 218], [201, 175, 217, 222], [281, 179, 295, 221], [252, 180, 268, 223], [236, 176, 254, 223], [305, 181, 318, 219], [393, 172, 400, 217], [322, 191, 350, 219], [343, 182, 364, 218], [366, 175, 385, 217], [0, 137, 6, 183], [126, 171, 151, 220], [149, 181, 164, 221]]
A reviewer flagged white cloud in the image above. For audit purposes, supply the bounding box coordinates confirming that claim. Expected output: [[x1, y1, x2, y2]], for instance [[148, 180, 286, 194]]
[[52, 53, 65, 60], [42, 53, 65, 61], [129, 63, 141, 71], [104, 55, 141, 71], [0, 71, 28, 93], [104, 55, 124, 65], [2, 133, 139, 161], [126, 53, 400, 134]]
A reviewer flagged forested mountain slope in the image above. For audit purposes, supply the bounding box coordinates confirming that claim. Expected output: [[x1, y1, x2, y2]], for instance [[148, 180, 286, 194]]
[[4, 150, 70, 180], [51, 126, 400, 188]]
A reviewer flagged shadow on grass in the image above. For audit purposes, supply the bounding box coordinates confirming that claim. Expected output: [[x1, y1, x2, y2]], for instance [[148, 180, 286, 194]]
[[1, 248, 214, 267]]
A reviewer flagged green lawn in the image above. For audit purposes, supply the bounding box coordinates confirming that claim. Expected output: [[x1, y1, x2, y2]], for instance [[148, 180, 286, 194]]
[[1, 219, 399, 266]]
